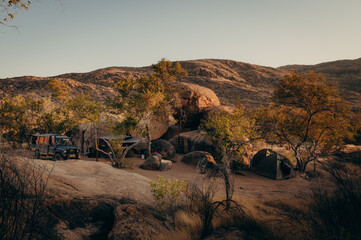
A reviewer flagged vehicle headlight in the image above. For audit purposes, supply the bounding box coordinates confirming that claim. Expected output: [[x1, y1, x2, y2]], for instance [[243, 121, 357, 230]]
[[62, 150, 67, 155]]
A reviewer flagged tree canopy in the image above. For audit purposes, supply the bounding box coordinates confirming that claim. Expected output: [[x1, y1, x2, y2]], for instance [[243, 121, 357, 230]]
[[109, 58, 187, 156], [0, 78, 103, 144], [255, 71, 354, 172], [202, 106, 254, 163]]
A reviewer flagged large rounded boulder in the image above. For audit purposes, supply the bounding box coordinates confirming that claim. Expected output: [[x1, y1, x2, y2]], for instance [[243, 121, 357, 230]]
[[70, 123, 110, 154], [160, 125, 191, 141], [181, 151, 217, 166], [175, 82, 220, 129], [151, 139, 176, 161], [169, 130, 215, 156], [131, 118, 169, 141]]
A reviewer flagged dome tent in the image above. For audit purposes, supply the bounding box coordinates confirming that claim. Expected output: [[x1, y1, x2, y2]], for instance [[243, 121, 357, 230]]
[[251, 149, 296, 180]]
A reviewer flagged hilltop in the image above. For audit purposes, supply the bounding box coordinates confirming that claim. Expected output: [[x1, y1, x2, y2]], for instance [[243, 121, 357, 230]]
[[1, 58, 360, 107], [279, 58, 361, 108]]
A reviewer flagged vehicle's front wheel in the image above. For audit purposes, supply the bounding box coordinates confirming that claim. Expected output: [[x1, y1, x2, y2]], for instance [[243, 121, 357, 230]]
[[35, 150, 40, 159], [54, 153, 63, 161]]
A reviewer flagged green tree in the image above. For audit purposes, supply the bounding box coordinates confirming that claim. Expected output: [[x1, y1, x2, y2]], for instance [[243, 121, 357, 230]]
[[0, 79, 104, 145], [255, 71, 354, 173], [0, 94, 44, 144], [46, 78, 71, 101], [44, 78, 104, 134], [109, 59, 187, 158], [202, 106, 255, 162], [202, 106, 255, 208]]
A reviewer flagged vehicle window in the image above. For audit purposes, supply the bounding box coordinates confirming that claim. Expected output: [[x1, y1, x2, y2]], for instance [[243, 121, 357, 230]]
[[55, 137, 72, 146], [38, 137, 44, 144], [44, 137, 49, 144]]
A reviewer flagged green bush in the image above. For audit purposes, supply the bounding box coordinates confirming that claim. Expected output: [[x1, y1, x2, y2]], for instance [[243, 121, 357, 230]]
[[149, 176, 187, 214]]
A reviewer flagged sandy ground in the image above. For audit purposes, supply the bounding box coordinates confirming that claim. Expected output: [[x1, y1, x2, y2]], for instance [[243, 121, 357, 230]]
[[12, 148, 336, 215], [122, 154, 335, 210]]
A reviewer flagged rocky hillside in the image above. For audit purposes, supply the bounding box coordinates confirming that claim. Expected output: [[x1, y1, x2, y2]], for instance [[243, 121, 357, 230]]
[[279, 58, 361, 108], [1, 58, 360, 107]]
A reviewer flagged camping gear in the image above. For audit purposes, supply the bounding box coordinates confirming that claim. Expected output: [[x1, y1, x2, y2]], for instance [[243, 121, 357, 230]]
[[251, 149, 296, 180]]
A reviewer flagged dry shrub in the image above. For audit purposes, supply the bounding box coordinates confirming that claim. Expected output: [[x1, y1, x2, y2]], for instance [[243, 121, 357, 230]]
[[185, 178, 219, 238], [0, 144, 51, 240], [182, 177, 276, 240], [157, 211, 202, 240], [273, 160, 361, 240]]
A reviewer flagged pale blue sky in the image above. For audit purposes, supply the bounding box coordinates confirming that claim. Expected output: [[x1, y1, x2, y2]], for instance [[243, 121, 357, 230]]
[[1, 0, 361, 78]]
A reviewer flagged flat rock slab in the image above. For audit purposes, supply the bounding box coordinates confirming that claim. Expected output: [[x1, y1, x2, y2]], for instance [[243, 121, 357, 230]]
[[29, 159, 154, 205]]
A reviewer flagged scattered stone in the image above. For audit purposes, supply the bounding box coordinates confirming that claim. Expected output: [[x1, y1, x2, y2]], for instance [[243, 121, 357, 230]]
[[139, 155, 161, 170], [159, 160, 172, 171]]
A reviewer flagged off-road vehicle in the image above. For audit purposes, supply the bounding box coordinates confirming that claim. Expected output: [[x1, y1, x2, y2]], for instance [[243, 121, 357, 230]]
[[30, 134, 80, 160]]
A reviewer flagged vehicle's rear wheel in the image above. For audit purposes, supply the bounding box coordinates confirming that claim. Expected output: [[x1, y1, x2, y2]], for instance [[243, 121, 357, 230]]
[[35, 150, 40, 159], [54, 153, 63, 161]]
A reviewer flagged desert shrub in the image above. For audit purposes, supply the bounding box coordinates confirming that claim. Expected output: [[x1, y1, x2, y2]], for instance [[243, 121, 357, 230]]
[[0, 145, 50, 240], [185, 178, 275, 240], [275, 161, 361, 240], [150, 176, 187, 214], [185, 179, 219, 238]]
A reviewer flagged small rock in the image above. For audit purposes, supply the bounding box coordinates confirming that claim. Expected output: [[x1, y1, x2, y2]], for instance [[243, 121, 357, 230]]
[[159, 160, 172, 171], [139, 155, 161, 170]]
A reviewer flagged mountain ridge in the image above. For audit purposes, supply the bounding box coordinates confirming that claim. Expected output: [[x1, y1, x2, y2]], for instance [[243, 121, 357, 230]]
[[1, 58, 360, 108]]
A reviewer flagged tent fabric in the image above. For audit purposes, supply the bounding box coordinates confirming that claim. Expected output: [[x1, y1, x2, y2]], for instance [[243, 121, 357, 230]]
[[251, 149, 296, 180]]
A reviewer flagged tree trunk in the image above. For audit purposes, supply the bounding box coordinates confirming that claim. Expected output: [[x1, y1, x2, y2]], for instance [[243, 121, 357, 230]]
[[294, 149, 303, 172], [93, 123, 99, 162], [118, 138, 147, 163], [146, 124, 152, 157], [302, 160, 310, 174], [313, 159, 316, 172]]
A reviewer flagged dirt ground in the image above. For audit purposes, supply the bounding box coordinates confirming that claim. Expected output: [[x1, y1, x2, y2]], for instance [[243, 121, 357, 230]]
[[121, 154, 335, 216], [12, 148, 336, 219]]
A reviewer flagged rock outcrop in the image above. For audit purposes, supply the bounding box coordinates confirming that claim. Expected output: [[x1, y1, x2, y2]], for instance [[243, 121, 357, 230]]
[[2, 58, 360, 108], [181, 151, 216, 166], [169, 130, 216, 156], [131, 118, 169, 141], [175, 82, 220, 129]]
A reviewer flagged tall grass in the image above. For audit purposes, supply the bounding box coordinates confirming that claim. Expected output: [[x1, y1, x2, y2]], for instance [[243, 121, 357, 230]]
[[273, 160, 361, 240]]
